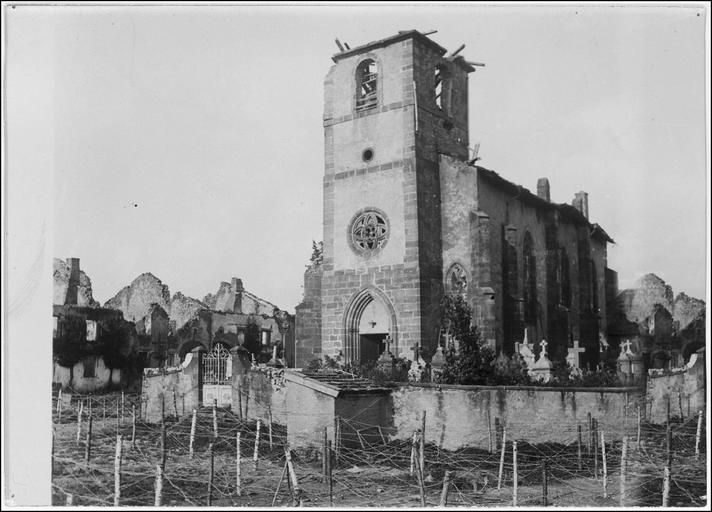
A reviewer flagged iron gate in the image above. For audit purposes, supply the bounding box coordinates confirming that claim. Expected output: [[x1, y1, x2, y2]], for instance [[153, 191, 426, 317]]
[[202, 344, 232, 407]]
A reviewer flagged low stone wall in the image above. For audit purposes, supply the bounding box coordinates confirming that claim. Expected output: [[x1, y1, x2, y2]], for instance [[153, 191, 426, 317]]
[[646, 350, 705, 424], [141, 351, 200, 423], [233, 367, 288, 426], [390, 384, 646, 451]]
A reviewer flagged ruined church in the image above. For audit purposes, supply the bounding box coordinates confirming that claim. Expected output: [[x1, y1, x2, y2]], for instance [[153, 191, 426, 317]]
[[295, 30, 615, 369]]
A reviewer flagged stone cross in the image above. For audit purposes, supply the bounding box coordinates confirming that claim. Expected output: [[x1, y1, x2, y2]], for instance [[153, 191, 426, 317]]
[[383, 334, 393, 355], [539, 339, 548, 359], [567, 340, 586, 368], [522, 327, 530, 346], [410, 344, 420, 362], [621, 339, 633, 355]]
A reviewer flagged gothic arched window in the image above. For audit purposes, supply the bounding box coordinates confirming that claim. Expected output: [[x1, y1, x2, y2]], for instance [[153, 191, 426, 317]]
[[559, 247, 571, 308], [356, 59, 378, 111], [446, 263, 468, 298], [589, 259, 599, 313], [523, 232, 537, 322]]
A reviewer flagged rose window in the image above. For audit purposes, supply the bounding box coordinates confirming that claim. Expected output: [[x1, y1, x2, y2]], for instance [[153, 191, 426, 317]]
[[350, 210, 389, 255]]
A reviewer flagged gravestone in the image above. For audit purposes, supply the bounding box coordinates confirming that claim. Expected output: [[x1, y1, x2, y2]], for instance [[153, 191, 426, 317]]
[[530, 340, 553, 383]]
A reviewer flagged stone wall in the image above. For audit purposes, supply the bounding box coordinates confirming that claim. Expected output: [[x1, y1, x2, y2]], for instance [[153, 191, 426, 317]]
[[390, 383, 645, 451], [233, 367, 288, 426], [646, 349, 705, 424], [294, 267, 323, 368], [141, 349, 201, 423]]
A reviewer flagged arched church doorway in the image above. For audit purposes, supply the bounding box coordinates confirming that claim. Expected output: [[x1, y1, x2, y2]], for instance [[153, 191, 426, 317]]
[[343, 288, 397, 364]]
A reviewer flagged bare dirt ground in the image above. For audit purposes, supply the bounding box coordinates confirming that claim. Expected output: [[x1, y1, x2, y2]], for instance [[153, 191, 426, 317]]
[[52, 407, 706, 508]]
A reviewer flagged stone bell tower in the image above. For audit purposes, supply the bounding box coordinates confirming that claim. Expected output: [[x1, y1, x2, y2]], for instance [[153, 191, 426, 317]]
[[315, 31, 476, 364]]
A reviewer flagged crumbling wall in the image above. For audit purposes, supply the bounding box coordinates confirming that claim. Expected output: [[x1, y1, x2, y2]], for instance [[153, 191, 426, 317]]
[[104, 273, 171, 322], [141, 350, 201, 423], [53, 258, 99, 307], [170, 292, 207, 330], [646, 349, 705, 424], [53, 356, 121, 392]]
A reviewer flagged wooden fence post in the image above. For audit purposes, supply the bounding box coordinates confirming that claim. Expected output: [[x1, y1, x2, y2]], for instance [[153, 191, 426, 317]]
[[284, 445, 302, 506], [207, 442, 214, 506], [497, 427, 507, 490], [542, 459, 548, 506], [413, 442, 426, 506], [587, 412, 592, 455], [236, 432, 242, 496], [593, 419, 599, 480], [601, 429, 607, 498], [487, 408, 493, 453], [57, 389, 62, 423], [131, 405, 136, 448], [577, 425, 582, 470], [620, 435, 628, 507], [268, 407, 274, 450], [322, 427, 328, 481], [160, 398, 167, 471], [662, 466, 670, 506], [512, 440, 518, 506], [212, 398, 219, 438], [695, 410, 703, 460], [154, 464, 163, 506], [114, 435, 122, 506], [173, 388, 178, 419], [327, 440, 333, 506], [76, 401, 84, 445], [115, 399, 120, 435], [637, 405, 642, 451], [189, 408, 197, 459], [84, 415, 93, 465], [121, 391, 125, 425], [410, 430, 417, 477], [254, 419, 262, 470], [439, 470, 452, 506], [420, 411, 427, 478]]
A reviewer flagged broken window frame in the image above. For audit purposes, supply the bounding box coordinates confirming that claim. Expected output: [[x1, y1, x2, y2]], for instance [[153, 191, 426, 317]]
[[522, 232, 537, 323], [83, 355, 97, 379], [355, 59, 378, 112], [434, 64, 452, 115]]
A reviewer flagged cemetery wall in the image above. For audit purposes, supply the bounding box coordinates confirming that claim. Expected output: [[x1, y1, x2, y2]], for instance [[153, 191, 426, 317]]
[[646, 349, 705, 424], [390, 383, 645, 451]]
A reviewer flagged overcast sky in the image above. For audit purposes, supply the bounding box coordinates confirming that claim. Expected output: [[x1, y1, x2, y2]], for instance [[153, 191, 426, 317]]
[[7, 3, 709, 313]]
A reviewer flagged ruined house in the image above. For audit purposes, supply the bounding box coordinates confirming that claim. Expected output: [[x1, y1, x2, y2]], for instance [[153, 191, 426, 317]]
[[176, 278, 295, 365], [295, 30, 615, 369], [53, 258, 138, 392], [607, 273, 706, 370]]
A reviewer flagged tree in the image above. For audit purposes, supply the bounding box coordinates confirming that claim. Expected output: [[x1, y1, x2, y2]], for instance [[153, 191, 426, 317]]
[[242, 320, 262, 357], [100, 317, 136, 386], [437, 295, 497, 385], [53, 315, 87, 385]]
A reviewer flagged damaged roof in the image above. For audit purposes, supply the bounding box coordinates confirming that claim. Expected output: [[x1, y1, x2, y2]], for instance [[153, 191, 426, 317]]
[[285, 370, 392, 396], [476, 166, 615, 244], [332, 30, 446, 62]]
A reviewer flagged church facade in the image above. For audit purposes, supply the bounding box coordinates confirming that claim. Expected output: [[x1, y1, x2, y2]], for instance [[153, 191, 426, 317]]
[[295, 31, 615, 370]]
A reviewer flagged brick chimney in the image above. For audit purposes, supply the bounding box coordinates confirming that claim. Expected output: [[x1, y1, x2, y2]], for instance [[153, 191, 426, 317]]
[[572, 191, 589, 219], [536, 178, 550, 202], [231, 277, 243, 314], [64, 257, 81, 305]]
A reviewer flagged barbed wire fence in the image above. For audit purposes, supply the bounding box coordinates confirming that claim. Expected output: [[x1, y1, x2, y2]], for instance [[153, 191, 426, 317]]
[[51, 387, 707, 507]]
